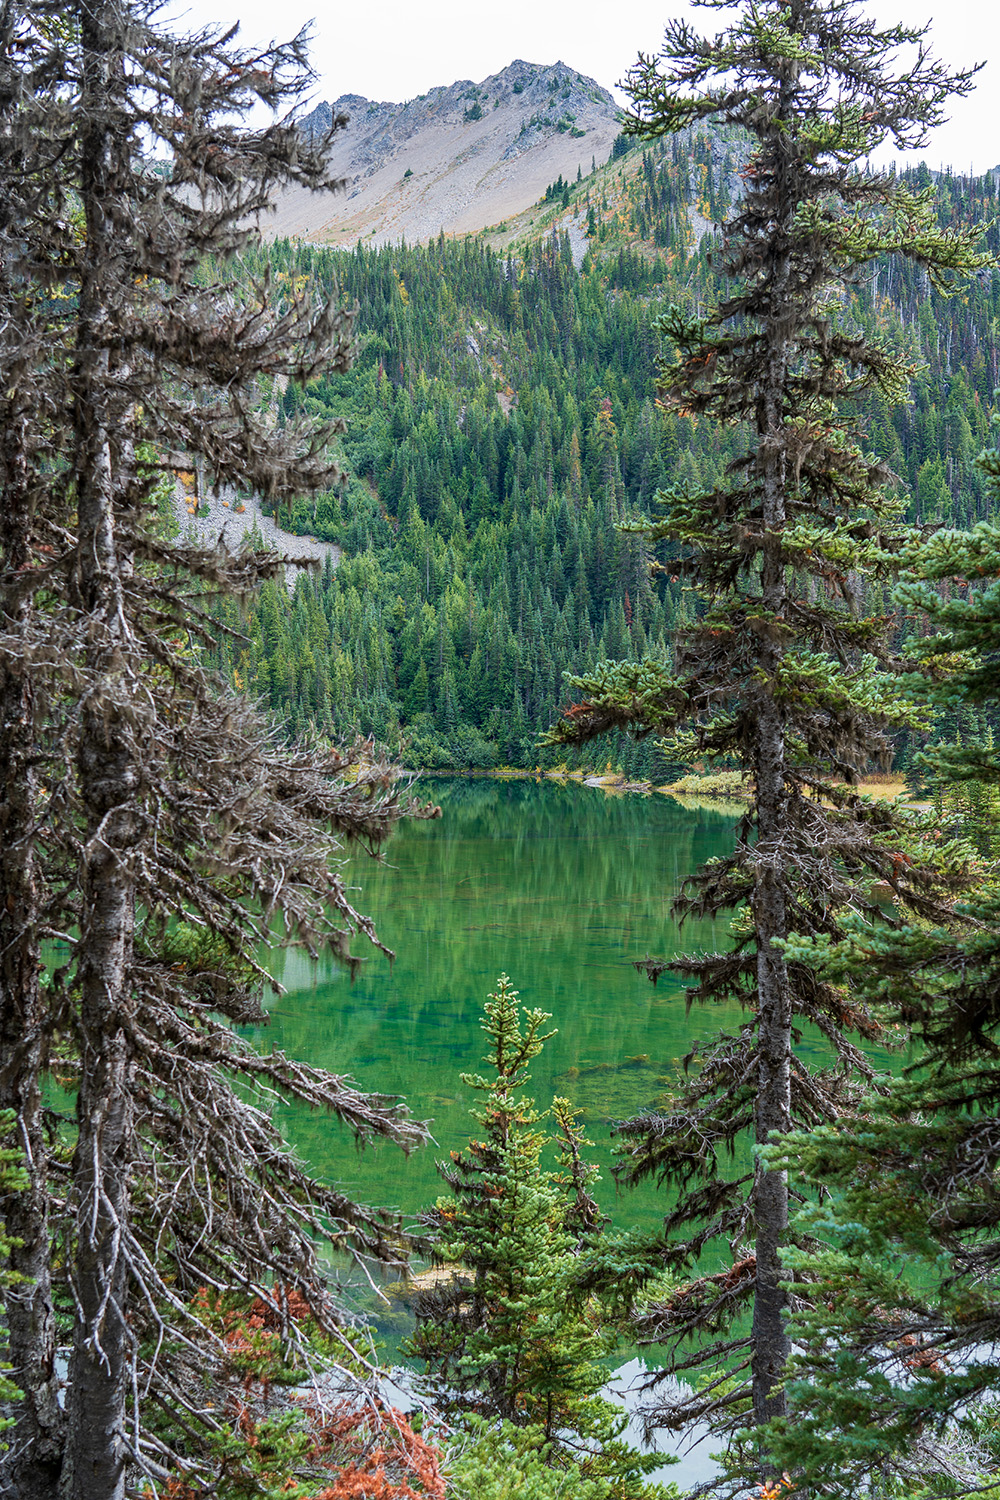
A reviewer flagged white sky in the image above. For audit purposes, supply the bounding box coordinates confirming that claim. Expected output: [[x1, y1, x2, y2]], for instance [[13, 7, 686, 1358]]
[[167, 0, 1000, 173]]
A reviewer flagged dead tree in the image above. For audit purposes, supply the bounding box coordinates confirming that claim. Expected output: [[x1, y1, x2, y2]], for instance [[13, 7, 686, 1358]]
[[0, 4, 435, 1496]]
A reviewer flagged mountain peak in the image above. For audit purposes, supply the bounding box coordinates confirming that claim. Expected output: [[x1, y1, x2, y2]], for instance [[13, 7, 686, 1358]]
[[270, 61, 620, 246]]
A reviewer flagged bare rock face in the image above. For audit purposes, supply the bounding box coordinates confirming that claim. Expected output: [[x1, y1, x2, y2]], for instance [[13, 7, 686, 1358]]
[[266, 60, 620, 245]]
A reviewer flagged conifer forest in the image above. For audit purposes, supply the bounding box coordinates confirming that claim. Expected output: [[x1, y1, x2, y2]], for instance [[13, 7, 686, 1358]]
[[7, 1, 1000, 1498]]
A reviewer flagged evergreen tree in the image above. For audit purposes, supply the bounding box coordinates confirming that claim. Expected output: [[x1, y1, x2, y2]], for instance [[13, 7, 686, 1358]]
[[0, 5, 433, 1495], [409, 976, 672, 1498], [764, 443, 1000, 1496], [546, 0, 987, 1470]]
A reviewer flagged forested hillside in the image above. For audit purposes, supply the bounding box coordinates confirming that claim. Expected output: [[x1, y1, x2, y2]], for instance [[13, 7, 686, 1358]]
[[209, 132, 1000, 772]]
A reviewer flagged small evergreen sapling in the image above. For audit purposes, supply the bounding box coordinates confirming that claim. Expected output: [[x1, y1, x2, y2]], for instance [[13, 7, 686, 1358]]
[[410, 976, 674, 1499]]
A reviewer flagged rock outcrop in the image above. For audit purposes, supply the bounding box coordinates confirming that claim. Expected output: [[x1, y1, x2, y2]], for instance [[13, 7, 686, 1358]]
[[265, 60, 620, 245]]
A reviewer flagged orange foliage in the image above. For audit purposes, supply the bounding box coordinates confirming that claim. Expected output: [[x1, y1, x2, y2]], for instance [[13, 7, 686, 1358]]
[[188, 1284, 317, 1386], [191, 1283, 314, 1339], [896, 1332, 944, 1373], [721, 1254, 756, 1291], [177, 1289, 445, 1499], [306, 1402, 444, 1500], [757, 1473, 796, 1500], [251, 1287, 315, 1328]]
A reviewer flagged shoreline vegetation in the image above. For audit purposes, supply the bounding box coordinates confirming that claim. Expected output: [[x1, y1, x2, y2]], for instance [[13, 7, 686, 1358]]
[[419, 765, 921, 805]]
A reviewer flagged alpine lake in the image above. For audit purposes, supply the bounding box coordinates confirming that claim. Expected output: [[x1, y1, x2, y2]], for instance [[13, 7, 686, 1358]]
[[257, 776, 752, 1257], [251, 775, 843, 1484]]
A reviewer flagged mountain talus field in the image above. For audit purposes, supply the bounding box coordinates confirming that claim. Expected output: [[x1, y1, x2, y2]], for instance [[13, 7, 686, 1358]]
[[266, 59, 621, 245]]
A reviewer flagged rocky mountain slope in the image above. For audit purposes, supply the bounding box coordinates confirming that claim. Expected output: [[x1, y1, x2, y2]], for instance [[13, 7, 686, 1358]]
[[266, 60, 620, 246]]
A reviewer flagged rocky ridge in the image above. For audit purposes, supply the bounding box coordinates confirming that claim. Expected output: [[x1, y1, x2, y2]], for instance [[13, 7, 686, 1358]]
[[265, 60, 621, 246]]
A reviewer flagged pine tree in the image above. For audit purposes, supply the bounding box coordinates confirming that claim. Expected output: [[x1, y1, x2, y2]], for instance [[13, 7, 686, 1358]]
[[409, 977, 671, 1498], [546, 0, 987, 1469], [764, 443, 1000, 1496]]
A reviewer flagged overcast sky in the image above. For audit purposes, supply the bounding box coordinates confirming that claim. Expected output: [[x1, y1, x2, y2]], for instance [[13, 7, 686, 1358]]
[[167, 0, 1000, 173]]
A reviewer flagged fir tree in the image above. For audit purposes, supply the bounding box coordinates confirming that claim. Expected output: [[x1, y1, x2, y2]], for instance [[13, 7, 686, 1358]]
[[764, 441, 1000, 1496], [409, 976, 672, 1499], [0, 4, 434, 1494], [546, 0, 987, 1469]]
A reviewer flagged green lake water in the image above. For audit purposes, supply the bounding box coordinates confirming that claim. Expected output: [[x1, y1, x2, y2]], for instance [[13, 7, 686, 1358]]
[[254, 776, 893, 1484], [257, 776, 746, 1240]]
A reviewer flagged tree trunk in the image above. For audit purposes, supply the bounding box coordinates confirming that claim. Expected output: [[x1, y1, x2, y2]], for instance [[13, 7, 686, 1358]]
[[750, 115, 794, 1436], [63, 5, 138, 1495], [63, 832, 135, 1500], [751, 695, 792, 1432], [0, 400, 62, 1500], [63, 390, 137, 1500]]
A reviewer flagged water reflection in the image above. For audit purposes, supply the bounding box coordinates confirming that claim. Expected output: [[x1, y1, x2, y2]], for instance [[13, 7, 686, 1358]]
[[257, 777, 742, 1236]]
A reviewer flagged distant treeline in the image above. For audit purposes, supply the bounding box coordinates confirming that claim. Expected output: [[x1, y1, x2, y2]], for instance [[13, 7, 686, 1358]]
[[208, 137, 1000, 772]]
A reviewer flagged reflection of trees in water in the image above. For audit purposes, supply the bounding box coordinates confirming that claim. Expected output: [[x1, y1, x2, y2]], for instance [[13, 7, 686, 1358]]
[[417, 774, 738, 836], [268, 782, 739, 1064], [399, 780, 738, 915], [255, 782, 740, 1233]]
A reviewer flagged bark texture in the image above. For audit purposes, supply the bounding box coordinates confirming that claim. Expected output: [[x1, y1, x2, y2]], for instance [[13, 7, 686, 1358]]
[[61, 12, 137, 1491]]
